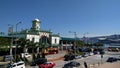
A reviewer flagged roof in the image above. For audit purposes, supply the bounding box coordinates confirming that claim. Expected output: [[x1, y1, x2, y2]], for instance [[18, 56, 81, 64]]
[[51, 34, 60, 37], [40, 30, 51, 33], [60, 37, 80, 41]]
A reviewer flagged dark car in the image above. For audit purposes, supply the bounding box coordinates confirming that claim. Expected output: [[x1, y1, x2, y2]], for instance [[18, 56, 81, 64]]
[[117, 56, 120, 61], [30, 58, 47, 66], [3, 55, 14, 62], [106, 57, 117, 62], [64, 54, 75, 61], [62, 61, 80, 68], [99, 51, 105, 55], [93, 51, 98, 55]]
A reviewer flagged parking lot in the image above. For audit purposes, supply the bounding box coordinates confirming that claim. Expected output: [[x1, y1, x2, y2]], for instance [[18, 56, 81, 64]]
[[53, 52, 120, 68], [0, 51, 120, 68]]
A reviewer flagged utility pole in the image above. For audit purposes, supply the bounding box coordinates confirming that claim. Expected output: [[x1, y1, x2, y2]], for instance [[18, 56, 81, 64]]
[[15, 22, 21, 62], [83, 32, 89, 43], [69, 31, 77, 54], [8, 24, 14, 63]]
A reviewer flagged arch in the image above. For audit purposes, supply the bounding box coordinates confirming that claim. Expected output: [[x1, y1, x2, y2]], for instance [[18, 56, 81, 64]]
[[40, 36, 51, 44]]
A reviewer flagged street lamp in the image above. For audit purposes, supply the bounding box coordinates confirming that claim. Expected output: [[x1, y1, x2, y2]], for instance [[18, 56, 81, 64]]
[[68, 31, 78, 67], [15, 22, 22, 62], [8, 24, 14, 63], [16, 22, 22, 34], [83, 32, 89, 43], [69, 31, 77, 54]]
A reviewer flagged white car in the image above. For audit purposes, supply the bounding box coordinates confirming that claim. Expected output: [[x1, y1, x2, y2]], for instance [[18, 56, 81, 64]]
[[21, 53, 31, 58], [75, 55, 82, 59], [89, 52, 94, 56], [7, 61, 25, 68]]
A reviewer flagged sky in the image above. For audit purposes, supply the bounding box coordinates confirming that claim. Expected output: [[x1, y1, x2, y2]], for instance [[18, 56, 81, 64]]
[[0, 0, 120, 38]]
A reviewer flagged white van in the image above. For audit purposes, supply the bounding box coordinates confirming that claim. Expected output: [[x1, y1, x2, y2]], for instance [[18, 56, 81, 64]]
[[7, 61, 25, 68]]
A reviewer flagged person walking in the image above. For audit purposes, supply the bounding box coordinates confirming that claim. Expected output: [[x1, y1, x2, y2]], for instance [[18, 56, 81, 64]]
[[84, 61, 88, 68]]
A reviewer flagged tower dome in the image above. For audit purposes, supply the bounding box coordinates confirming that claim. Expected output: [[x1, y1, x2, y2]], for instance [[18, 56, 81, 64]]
[[34, 18, 40, 22]]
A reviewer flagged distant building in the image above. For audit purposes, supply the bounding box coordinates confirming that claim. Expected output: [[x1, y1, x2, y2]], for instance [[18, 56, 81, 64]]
[[59, 37, 80, 50], [99, 38, 120, 51]]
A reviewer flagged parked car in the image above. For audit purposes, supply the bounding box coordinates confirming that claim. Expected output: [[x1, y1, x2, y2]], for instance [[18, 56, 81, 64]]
[[93, 51, 98, 55], [21, 53, 31, 58], [89, 52, 94, 56], [117, 56, 120, 60], [30, 58, 47, 66], [64, 54, 75, 61], [106, 57, 117, 62], [7, 61, 25, 68], [3, 55, 14, 62], [75, 55, 82, 59], [99, 51, 105, 55], [39, 62, 55, 68], [82, 52, 89, 57], [62, 61, 80, 68]]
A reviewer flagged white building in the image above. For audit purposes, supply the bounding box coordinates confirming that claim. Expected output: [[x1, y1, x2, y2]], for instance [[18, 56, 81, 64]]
[[8, 19, 60, 46]]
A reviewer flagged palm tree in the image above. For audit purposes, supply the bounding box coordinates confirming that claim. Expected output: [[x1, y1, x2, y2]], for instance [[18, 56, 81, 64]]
[[27, 40, 38, 60], [42, 43, 49, 53], [28, 41, 37, 54], [41, 43, 49, 58], [36, 42, 42, 53], [18, 38, 30, 53]]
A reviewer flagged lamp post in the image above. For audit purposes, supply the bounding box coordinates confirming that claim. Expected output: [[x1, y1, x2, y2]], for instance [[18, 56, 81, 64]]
[[83, 32, 89, 43], [15, 22, 21, 62], [69, 31, 77, 54], [68, 31, 77, 67], [83, 32, 89, 48], [8, 24, 14, 63]]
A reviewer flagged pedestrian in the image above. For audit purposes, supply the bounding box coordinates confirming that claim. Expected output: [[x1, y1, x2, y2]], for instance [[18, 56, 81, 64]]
[[84, 61, 88, 68]]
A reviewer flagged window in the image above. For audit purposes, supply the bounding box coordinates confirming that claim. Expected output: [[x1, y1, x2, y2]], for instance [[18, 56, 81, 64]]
[[55, 39, 57, 43], [32, 38, 34, 42]]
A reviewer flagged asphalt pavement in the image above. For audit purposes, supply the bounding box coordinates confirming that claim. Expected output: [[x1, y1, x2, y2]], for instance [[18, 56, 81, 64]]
[[0, 51, 120, 68]]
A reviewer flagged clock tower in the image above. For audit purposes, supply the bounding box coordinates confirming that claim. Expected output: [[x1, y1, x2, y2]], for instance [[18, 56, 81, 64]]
[[31, 19, 41, 31]]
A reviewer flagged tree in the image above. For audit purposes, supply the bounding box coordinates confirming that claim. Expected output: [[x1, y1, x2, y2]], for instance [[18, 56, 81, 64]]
[[41, 43, 49, 53], [76, 40, 85, 47], [18, 38, 30, 53], [27, 40, 38, 60], [0, 37, 11, 52], [36, 42, 42, 53], [94, 43, 103, 48]]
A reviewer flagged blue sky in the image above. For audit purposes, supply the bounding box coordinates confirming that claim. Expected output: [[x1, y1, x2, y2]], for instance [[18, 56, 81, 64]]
[[0, 0, 120, 38]]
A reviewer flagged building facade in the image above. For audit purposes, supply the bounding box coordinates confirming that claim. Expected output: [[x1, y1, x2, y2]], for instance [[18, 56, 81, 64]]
[[8, 19, 60, 46]]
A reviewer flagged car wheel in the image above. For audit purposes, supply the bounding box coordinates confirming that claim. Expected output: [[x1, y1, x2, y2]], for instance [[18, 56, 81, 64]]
[[39, 66, 41, 68]]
